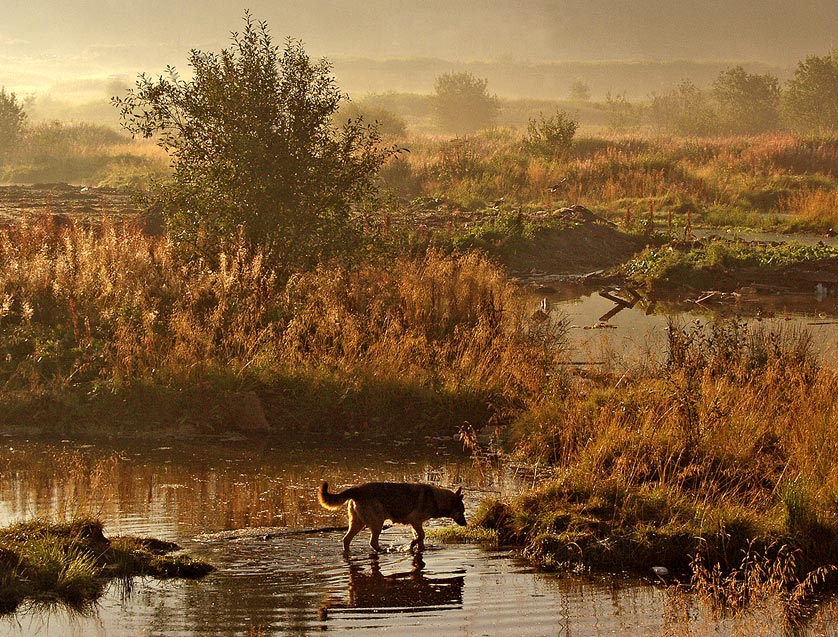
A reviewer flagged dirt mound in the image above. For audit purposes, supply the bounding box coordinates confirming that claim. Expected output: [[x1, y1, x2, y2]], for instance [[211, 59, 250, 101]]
[[504, 223, 647, 275]]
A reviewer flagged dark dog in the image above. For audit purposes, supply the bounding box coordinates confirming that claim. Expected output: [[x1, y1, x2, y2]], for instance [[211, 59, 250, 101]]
[[317, 481, 467, 552]]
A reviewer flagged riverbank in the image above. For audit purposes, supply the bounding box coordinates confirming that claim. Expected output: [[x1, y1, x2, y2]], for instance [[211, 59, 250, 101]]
[[0, 518, 213, 614]]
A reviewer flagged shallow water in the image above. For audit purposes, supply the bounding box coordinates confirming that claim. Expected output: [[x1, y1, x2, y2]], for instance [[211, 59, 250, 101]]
[[2, 438, 838, 635], [545, 285, 838, 366]]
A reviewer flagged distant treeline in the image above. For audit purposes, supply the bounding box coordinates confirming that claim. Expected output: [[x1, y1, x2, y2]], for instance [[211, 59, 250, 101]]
[[332, 57, 789, 101]]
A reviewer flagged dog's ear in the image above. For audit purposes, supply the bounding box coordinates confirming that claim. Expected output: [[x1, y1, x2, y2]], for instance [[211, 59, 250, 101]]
[[455, 486, 462, 498]]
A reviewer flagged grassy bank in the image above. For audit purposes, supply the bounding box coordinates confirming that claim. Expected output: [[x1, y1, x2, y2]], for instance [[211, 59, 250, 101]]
[[0, 518, 213, 614], [622, 236, 838, 292], [0, 218, 562, 438], [448, 318, 838, 620]]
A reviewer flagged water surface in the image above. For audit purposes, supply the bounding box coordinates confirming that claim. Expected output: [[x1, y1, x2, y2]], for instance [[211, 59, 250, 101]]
[[1, 438, 836, 635]]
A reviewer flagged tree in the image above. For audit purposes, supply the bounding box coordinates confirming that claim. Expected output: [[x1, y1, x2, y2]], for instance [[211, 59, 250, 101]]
[[605, 92, 643, 133], [713, 66, 780, 134], [783, 51, 838, 133], [649, 80, 715, 136], [523, 111, 577, 160], [570, 81, 591, 102], [432, 71, 499, 135], [113, 14, 392, 271], [0, 88, 26, 159]]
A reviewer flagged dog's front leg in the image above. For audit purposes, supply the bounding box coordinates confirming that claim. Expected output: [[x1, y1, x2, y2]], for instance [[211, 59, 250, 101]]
[[409, 523, 425, 552]]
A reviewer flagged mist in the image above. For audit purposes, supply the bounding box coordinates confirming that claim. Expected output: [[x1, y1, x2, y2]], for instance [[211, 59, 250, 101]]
[[2, 1, 837, 112]]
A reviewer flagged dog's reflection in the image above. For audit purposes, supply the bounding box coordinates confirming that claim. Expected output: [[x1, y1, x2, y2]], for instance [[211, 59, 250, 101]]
[[319, 552, 464, 619]]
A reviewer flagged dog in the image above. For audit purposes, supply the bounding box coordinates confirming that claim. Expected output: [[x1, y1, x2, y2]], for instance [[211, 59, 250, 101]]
[[317, 481, 467, 552]]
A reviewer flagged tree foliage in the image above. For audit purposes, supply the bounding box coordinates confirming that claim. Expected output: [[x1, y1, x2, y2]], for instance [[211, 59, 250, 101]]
[[783, 51, 838, 133], [0, 88, 26, 159], [113, 14, 392, 271], [713, 66, 780, 134], [433, 72, 499, 135]]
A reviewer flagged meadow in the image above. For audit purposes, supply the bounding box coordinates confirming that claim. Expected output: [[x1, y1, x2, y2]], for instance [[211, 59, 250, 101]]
[[3, 115, 838, 619]]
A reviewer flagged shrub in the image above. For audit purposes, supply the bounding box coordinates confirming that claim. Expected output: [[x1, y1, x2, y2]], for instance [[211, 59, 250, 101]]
[[523, 111, 578, 160], [783, 51, 838, 133], [713, 66, 781, 134], [0, 88, 26, 159]]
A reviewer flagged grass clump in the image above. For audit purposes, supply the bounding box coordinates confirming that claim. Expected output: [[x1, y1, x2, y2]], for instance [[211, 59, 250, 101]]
[[0, 517, 213, 614], [466, 319, 838, 621], [622, 237, 838, 291]]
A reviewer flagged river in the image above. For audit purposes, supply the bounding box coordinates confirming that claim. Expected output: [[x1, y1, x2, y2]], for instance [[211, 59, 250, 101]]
[[1, 438, 837, 636]]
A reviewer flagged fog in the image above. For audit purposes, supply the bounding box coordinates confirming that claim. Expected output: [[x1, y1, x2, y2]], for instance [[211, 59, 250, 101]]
[[2, 1, 837, 107]]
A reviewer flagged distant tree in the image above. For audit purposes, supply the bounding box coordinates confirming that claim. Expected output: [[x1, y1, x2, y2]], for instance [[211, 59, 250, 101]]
[[338, 101, 408, 138], [570, 81, 591, 102], [783, 51, 838, 132], [432, 71, 499, 135], [713, 66, 780, 134], [113, 14, 392, 271], [649, 80, 715, 136], [523, 110, 577, 160], [0, 88, 27, 158], [605, 92, 643, 133]]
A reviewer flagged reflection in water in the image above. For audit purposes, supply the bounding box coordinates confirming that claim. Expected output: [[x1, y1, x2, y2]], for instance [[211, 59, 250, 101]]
[[320, 552, 464, 617], [547, 284, 838, 366]]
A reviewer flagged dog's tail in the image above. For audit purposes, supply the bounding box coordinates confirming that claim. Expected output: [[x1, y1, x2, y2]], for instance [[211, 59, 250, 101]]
[[317, 482, 351, 510]]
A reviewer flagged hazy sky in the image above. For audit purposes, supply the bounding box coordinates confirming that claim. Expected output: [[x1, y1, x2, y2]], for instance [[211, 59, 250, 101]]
[[2, 1, 837, 94]]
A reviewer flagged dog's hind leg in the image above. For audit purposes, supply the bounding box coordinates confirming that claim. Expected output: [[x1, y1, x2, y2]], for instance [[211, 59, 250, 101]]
[[368, 523, 383, 552], [343, 505, 365, 552]]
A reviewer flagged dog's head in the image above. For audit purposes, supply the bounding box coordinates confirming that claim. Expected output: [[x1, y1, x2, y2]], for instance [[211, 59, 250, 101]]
[[450, 486, 467, 526]]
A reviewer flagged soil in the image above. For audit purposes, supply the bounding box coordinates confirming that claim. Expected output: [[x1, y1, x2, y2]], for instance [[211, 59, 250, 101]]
[[0, 182, 142, 225]]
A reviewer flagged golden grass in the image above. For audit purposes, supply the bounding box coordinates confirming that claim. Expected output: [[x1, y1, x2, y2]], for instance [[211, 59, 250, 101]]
[[0, 218, 561, 435], [381, 131, 838, 233]]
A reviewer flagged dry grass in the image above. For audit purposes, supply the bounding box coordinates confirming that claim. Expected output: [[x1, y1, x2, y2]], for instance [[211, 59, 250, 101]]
[[0, 217, 562, 436], [381, 131, 838, 233], [466, 319, 838, 622]]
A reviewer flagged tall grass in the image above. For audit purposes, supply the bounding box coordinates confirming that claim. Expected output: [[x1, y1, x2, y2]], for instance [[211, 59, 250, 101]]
[[0, 121, 168, 187], [380, 131, 838, 233], [0, 218, 562, 436], [469, 318, 838, 619]]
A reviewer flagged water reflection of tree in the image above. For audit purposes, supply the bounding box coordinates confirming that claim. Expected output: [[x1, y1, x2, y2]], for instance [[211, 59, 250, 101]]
[[319, 553, 464, 619]]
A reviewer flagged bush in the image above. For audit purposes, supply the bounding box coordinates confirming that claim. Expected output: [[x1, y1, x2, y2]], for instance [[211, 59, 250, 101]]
[[649, 80, 716, 136], [0, 88, 26, 159], [713, 66, 781, 134], [523, 111, 577, 160], [114, 13, 392, 272]]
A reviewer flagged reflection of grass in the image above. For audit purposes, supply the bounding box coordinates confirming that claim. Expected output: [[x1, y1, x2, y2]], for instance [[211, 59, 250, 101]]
[[0, 518, 213, 614]]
